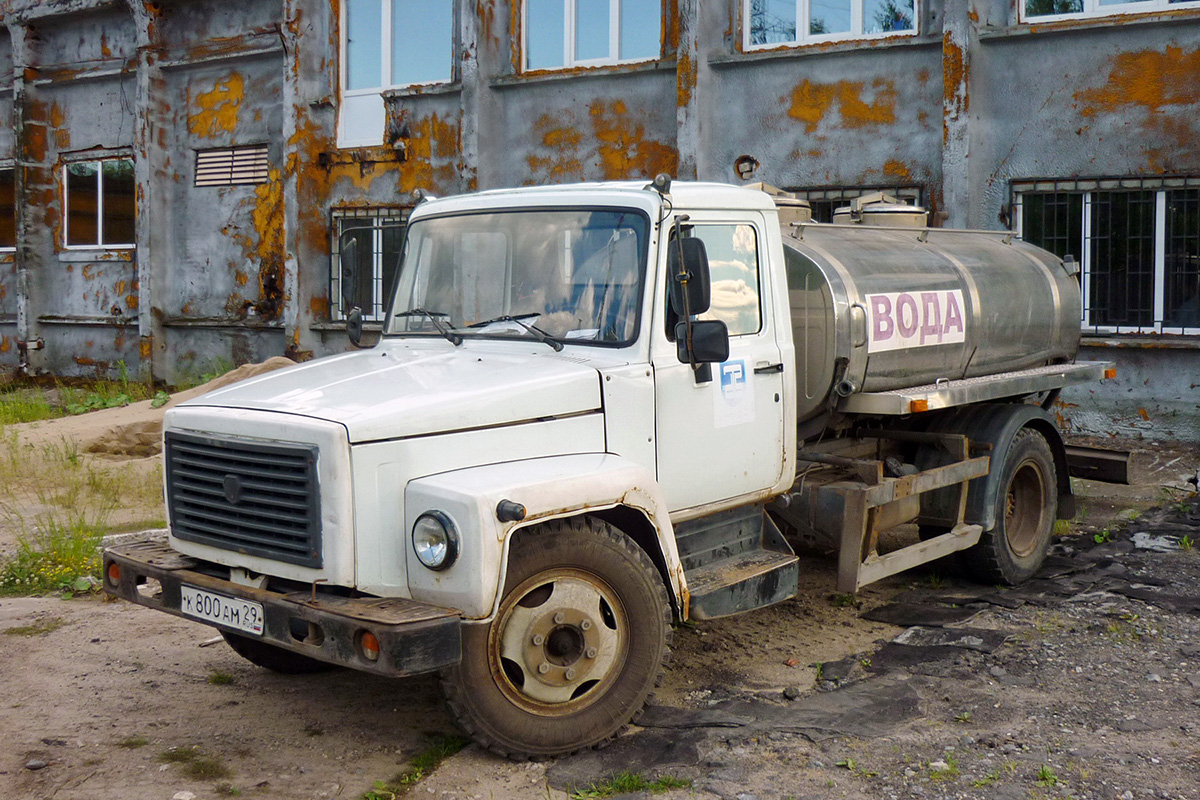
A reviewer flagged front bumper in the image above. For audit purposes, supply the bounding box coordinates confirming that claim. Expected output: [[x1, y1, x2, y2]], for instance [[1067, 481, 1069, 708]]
[[103, 540, 462, 677]]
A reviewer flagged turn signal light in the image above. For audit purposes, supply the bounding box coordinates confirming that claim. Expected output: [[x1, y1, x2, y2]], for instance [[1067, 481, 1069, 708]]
[[909, 399, 930, 413], [106, 562, 121, 587], [360, 631, 380, 662], [1104, 367, 1117, 379]]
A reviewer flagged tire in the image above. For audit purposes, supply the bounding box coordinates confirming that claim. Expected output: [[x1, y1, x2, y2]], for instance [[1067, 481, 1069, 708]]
[[962, 427, 1057, 585], [221, 631, 338, 674], [440, 517, 672, 759]]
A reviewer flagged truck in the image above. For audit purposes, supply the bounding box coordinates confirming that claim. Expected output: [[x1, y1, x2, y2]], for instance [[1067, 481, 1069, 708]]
[[104, 178, 1115, 759]]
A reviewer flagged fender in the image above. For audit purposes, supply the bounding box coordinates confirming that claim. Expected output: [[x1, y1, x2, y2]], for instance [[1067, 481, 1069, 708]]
[[920, 403, 1073, 531], [404, 453, 683, 621]]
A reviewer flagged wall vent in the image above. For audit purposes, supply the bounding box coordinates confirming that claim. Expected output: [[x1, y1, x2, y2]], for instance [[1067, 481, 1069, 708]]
[[194, 145, 271, 187]]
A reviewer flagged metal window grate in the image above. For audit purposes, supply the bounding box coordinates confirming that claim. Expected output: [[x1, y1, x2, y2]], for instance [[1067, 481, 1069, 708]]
[[786, 185, 923, 224], [165, 431, 322, 568], [330, 207, 409, 321], [195, 145, 271, 187]]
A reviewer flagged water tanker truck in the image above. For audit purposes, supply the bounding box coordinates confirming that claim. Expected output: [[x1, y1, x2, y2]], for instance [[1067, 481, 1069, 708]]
[[104, 178, 1115, 758]]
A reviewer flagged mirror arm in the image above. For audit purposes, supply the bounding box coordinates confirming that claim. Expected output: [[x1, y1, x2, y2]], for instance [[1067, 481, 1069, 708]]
[[671, 215, 700, 374]]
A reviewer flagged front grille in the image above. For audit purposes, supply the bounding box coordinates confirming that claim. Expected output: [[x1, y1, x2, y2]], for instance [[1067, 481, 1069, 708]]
[[165, 431, 322, 568]]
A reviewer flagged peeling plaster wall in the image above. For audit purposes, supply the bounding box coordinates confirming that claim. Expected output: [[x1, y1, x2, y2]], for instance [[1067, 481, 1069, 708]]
[[1061, 346, 1200, 444], [969, 27, 1200, 228], [0, 0, 1197, 440]]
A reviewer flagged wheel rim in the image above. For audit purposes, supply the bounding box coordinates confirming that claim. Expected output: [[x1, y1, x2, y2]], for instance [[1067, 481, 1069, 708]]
[[490, 568, 627, 714], [1005, 459, 1048, 557]]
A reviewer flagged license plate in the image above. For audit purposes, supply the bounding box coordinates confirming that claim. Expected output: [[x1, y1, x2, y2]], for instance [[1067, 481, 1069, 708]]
[[180, 585, 264, 635]]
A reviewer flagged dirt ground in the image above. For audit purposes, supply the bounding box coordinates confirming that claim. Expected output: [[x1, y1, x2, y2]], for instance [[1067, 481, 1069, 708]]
[[1, 387, 1198, 800]]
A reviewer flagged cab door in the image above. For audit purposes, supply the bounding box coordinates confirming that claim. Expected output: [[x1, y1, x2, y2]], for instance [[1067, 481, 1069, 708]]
[[651, 214, 789, 512]]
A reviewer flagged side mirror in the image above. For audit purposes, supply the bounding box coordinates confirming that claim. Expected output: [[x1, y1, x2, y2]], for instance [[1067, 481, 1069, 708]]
[[340, 233, 361, 312], [675, 319, 729, 364], [346, 306, 364, 347], [667, 237, 711, 316]]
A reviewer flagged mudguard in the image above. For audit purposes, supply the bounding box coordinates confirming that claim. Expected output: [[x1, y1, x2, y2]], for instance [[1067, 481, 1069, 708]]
[[403, 453, 683, 620]]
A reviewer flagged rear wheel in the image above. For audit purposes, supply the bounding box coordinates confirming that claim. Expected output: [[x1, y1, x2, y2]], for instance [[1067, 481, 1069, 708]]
[[440, 517, 671, 759], [963, 428, 1057, 585], [221, 631, 337, 674]]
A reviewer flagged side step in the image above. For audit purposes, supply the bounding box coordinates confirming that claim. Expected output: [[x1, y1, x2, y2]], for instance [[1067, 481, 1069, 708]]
[[677, 505, 798, 620]]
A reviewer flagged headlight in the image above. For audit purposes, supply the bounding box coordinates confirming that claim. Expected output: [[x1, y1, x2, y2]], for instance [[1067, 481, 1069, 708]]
[[412, 511, 459, 571]]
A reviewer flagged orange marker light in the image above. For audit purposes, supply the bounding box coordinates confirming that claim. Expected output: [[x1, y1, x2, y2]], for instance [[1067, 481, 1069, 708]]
[[910, 399, 930, 413], [107, 562, 121, 587], [360, 631, 380, 662], [1104, 367, 1117, 379]]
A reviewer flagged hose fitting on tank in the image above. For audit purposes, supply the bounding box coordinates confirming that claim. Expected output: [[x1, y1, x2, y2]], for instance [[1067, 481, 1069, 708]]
[[835, 379, 858, 397]]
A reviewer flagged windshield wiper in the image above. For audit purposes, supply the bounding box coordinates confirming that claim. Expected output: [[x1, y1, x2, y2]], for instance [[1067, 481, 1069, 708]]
[[464, 314, 564, 352], [393, 308, 462, 346]]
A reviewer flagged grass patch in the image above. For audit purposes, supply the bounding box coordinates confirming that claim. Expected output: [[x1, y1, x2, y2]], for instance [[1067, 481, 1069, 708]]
[[929, 755, 960, 782], [117, 735, 149, 749], [4, 616, 67, 636], [363, 735, 469, 799], [157, 746, 232, 781], [0, 518, 104, 596], [1035, 764, 1060, 787], [207, 671, 236, 686], [569, 772, 692, 798]]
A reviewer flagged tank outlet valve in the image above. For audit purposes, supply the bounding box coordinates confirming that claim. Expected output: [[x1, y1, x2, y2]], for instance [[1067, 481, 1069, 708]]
[[835, 379, 858, 397]]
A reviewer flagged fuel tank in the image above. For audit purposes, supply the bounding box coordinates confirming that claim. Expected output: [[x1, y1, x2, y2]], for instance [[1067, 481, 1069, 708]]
[[783, 214, 1080, 425]]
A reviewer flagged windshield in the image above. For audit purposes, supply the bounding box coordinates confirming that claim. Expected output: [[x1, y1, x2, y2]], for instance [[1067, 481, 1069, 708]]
[[386, 208, 650, 347]]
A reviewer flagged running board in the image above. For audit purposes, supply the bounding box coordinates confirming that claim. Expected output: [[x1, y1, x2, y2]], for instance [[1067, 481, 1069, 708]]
[[677, 506, 798, 620]]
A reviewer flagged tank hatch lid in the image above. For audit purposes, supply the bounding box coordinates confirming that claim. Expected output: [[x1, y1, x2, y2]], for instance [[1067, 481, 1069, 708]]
[[833, 191, 927, 227], [839, 362, 1112, 415]]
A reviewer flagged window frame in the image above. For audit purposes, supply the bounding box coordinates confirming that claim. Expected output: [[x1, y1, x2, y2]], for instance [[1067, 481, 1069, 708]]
[[338, 1, 457, 148], [1019, 0, 1200, 24], [522, 0, 664, 72], [742, 0, 920, 50], [330, 207, 410, 323], [666, 221, 765, 340], [0, 163, 15, 252], [1012, 176, 1200, 336], [61, 156, 136, 251]]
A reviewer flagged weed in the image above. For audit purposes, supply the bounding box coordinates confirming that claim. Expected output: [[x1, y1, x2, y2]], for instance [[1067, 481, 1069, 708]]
[[929, 755, 959, 782], [972, 769, 1001, 787], [304, 723, 325, 737], [208, 671, 236, 686], [569, 772, 691, 799], [1181, 534, 1194, 551], [158, 746, 231, 780], [836, 758, 857, 770], [117, 735, 149, 749], [859, 657, 872, 668], [1035, 764, 1060, 787], [4, 617, 66, 636], [0, 387, 59, 425], [214, 784, 241, 797], [830, 592, 860, 609], [0, 518, 104, 596], [954, 710, 972, 724], [926, 571, 945, 590], [151, 390, 171, 409], [362, 735, 468, 799], [1093, 528, 1113, 544]]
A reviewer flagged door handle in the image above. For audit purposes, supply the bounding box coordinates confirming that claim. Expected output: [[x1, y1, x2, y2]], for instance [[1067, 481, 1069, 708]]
[[754, 363, 784, 374]]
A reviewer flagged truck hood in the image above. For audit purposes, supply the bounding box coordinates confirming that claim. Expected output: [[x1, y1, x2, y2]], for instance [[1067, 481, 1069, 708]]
[[180, 346, 603, 443]]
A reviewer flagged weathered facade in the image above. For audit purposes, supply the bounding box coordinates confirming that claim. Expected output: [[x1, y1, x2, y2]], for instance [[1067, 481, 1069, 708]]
[[0, 0, 1197, 440]]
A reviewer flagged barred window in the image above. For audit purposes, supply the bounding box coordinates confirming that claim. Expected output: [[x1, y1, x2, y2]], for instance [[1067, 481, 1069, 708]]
[[331, 208, 409, 321], [1014, 177, 1200, 335]]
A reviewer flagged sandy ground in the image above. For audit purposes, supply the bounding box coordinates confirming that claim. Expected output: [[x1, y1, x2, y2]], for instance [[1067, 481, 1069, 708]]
[[1, 374, 1198, 800]]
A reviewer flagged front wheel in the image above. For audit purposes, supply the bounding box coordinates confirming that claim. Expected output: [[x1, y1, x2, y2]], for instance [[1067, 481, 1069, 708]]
[[962, 427, 1057, 585], [440, 517, 672, 759]]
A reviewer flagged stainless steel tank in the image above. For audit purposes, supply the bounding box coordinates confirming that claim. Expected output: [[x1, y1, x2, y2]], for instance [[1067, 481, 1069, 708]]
[[783, 220, 1081, 425]]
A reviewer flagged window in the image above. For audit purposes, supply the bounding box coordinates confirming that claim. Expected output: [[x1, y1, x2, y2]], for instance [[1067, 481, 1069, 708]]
[[332, 208, 408, 321], [195, 145, 270, 187], [789, 185, 922, 222], [668, 224, 762, 337], [1014, 178, 1200, 334], [524, 0, 662, 71], [745, 0, 917, 48], [1022, 0, 1199, 23], [0, 166, 14, 250], [64, 158, 135, 248], [340, 0, 455, 147]]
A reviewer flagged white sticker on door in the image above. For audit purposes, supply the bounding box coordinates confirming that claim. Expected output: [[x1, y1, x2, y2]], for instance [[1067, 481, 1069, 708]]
[[714, 358, 756, 428]]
